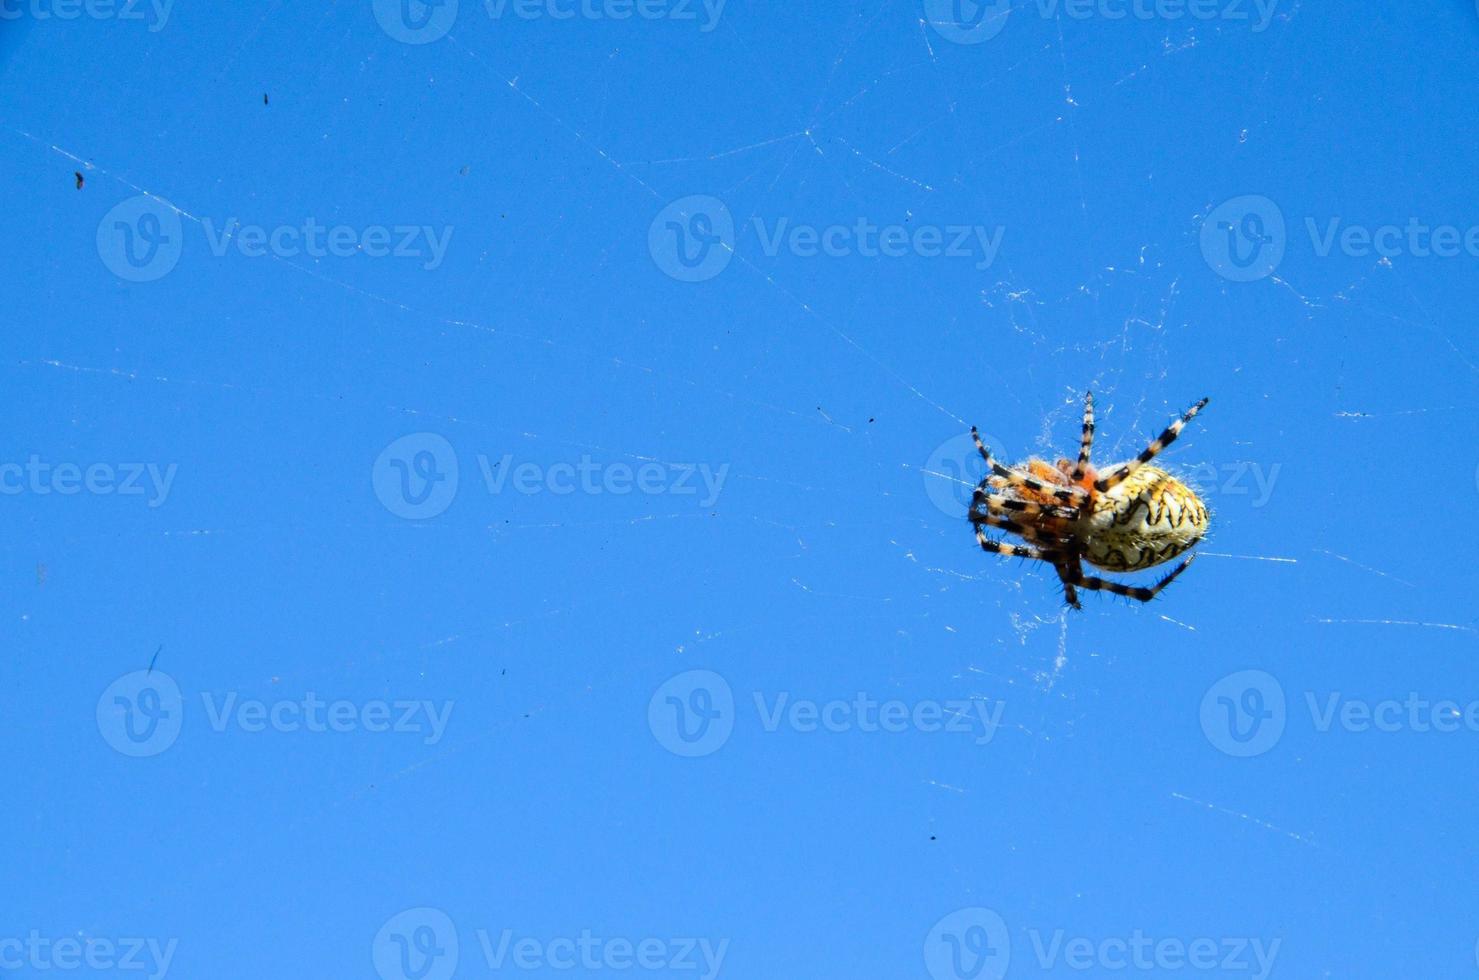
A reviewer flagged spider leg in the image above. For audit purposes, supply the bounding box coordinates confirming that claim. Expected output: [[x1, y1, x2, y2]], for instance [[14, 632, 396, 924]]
[[1053, 553, 1085, 609], [1069, 390, 1095, 482], [972, 526, 1064, 567], [1064, 554, 1197, 603], [970, 487, 1078, 522], [1094, 397, 1209, 492], [968, 511, 1056, 544], [969, 512, 1067, 558], [970, 426, 992, 464], [970, 427, 1088, 505]]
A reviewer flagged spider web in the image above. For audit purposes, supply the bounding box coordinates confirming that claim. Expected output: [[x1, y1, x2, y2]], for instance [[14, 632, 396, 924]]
[[6, 0, 1456, 798]]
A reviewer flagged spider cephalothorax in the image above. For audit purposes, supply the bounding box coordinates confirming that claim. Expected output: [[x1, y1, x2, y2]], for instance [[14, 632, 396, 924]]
[[967, 392, 1210, 609]]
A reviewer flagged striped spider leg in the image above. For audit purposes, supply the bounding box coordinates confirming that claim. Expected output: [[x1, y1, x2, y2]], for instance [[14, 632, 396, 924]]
[[1069, 390, 1095, 483], [1093, 396, 1209, 493], [1062, 554, 1198, 604], [971, 427, 1089, 508]]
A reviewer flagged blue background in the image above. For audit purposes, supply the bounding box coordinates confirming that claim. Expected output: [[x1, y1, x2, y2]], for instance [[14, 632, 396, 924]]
[[3, 1, 1478, 977]]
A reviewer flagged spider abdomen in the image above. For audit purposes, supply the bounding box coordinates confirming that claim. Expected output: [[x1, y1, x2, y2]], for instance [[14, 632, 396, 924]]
[[1081, 466, 1208, 572]]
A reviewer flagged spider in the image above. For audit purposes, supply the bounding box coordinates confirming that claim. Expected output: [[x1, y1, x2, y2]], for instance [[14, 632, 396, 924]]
[[968, 392, 1211, 609]]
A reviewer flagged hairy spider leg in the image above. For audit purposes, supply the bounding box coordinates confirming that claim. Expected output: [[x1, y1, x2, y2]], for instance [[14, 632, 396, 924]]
[[973, 526, 1063, 564], [1063, 554, 1197, 603], [971, 427, 1088, 506], [1052, 553, 1086, 609], [1070, 390, 1095, 483], [1094, 397, 1209, 493], [970, 487, 1078, 522]]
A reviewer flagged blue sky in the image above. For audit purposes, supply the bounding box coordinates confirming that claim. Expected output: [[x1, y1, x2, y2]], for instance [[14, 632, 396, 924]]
[[3, 2, 1478, 978]]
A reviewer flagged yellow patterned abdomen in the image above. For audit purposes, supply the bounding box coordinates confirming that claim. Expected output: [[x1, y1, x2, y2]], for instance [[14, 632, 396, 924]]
[[1081, 466, 1209, 572]]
